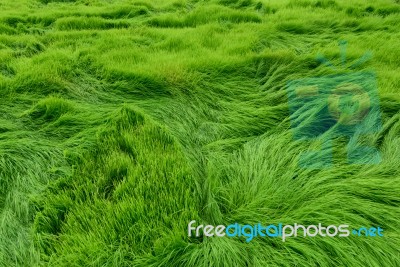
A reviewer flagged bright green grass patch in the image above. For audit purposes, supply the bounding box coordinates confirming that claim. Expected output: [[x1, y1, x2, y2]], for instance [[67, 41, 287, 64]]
[[55, 17, 131, 30], [148, 5, 262, 28], [32, 106, 200, 266], [0, 0, 399, 266]]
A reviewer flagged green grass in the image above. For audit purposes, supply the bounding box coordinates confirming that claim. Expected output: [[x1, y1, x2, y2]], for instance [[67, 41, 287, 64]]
[[0, 0, 399, 266]]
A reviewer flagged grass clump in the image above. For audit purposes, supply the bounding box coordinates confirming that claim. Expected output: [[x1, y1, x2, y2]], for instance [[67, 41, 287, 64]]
[[148, 5, 261, 28], [33, 106, 201, 266], [55, 17, 131, 30]]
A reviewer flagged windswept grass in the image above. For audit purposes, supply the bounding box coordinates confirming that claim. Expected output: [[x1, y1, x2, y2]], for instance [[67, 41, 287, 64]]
[[0, 0, 399, 266]]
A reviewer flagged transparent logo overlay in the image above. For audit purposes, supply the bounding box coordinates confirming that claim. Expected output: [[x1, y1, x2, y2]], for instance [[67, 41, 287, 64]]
[[286, 42, 381, 168]]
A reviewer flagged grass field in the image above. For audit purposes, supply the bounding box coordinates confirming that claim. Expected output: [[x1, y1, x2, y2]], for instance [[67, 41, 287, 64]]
[[0, 0, 399, 266]]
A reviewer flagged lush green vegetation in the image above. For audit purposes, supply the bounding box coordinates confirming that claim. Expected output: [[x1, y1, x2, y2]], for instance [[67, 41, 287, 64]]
[[0, 0, 399, 266]]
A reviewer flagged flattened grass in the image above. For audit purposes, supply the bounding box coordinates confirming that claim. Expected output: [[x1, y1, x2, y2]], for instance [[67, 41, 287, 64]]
[[0, 0, 399, 266]]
